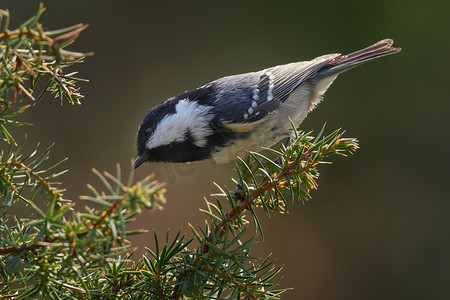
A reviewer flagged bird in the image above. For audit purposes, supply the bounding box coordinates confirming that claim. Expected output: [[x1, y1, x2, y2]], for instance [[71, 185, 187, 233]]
[[132, 38, 401, 169]]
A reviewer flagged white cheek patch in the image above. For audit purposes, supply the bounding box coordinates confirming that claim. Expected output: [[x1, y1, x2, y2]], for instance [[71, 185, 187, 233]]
[[146, 99, 215, 149]]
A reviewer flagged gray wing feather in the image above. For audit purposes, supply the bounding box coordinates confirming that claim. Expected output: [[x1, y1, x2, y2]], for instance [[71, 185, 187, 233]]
[[269, 54, 340, 102], [243, 54, 340, 122], [213, 54, 339, 126]]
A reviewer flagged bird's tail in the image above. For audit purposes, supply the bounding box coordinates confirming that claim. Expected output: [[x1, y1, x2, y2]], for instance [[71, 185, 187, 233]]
[[319, 38, 401, 76]]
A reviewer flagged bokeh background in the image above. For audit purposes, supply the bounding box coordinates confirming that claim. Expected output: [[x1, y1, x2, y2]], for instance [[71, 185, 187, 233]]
[[3, 0, 449, 299]]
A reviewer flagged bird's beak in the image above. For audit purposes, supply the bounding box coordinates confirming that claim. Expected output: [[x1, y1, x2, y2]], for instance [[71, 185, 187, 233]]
[[131, 151, 148, 170]]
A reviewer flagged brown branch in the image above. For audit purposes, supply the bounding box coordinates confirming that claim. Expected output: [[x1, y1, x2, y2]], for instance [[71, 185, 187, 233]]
[[90, 200, 124, 228], [1, 171, 19, 198], [53, 24, 89, 43], [5, 160, 60, 197], [0, 242, 45, 256], [156, 271, 166, 300], [0, 24, 88, 47], [14, 82, 35, 101], [171, 137, 345, 299], [213, 150, 309, 237], [0, 196, 125, 257], [171, 152, 310, 299]]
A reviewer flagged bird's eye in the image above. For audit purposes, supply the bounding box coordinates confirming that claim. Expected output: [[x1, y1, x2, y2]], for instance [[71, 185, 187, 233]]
[[144, 128, 152, 137]]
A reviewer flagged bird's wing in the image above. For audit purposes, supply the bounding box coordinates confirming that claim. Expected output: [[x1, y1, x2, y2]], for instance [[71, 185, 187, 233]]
[[269, 54, 339, 103], [216, 54, 339, 129]]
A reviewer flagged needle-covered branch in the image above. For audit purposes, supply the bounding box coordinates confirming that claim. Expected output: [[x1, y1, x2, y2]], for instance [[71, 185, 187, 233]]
[[169, 126, 358, 299], [0, 164, 167, 298], [0, 5, 359, 299], [0, 3, 91, 145]]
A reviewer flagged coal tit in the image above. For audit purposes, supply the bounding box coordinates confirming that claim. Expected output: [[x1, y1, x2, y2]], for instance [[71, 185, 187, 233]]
[[132, 39, 400, 169]]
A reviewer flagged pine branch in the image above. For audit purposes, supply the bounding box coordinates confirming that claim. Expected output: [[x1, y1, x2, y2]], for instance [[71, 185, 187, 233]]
[[170, 127, 358, 299], [0, 165, 167, 298], [0, 4, 91, 145], [0, 5, 360, 299]]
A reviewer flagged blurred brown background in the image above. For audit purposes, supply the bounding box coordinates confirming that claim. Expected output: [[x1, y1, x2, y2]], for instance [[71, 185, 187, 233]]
[[3, 0, 450, 299]]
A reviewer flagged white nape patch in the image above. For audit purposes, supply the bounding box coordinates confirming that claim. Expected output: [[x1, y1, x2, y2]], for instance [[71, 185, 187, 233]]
[[252, 88, 259, 101], [251, 100, 257, 108], [146, 99, 215, 149], [248, 107, 254, 114]]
